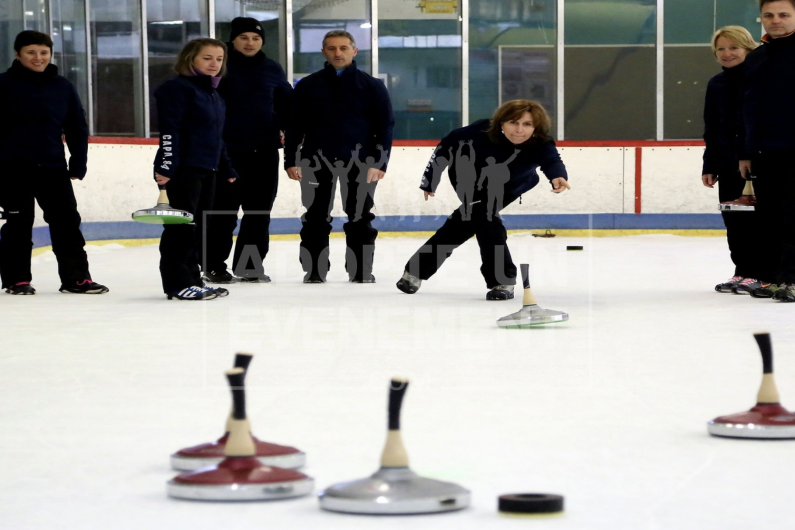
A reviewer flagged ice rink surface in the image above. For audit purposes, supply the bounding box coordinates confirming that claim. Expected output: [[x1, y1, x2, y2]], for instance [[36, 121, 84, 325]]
[[2, 233, 794, 530]]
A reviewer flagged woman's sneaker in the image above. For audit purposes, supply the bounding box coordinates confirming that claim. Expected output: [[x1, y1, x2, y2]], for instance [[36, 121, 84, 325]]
[[716, 276, 743, 293], [731, 277, 760, 295], [6, 281, 35, 295], [209, 287, 229, 297], [167, 285, 218, 300], [60, 279, 109, 294], [486, 285, 514, 300]]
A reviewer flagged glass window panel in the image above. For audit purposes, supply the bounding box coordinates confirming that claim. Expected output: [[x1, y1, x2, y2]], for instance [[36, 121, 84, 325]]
[[23, 0, 49, 31], [565, 0, 655, 46], [292, 0, 371, 79], [469, 0, 557, 127], [663, 46, 716, 139], [664, 0, 714, 44], [90, 0, 144, 136], [716, 0, 762, 36], [1, 2, 25, 67], [379, 5, 461, 140], [215, 0, 285, 67], [147, 1, 209, 135], [564, 46, 655, 140], [51, 0, 90, 116]]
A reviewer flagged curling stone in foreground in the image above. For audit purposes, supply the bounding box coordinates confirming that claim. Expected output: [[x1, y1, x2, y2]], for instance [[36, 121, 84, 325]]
[[170, 353, 305, 471], [497, 264, 568, 328], [167, 368, 313, 501], [708, 332, 795, 439], [318, 378, 470, 515], [719, 179, 756, 212]]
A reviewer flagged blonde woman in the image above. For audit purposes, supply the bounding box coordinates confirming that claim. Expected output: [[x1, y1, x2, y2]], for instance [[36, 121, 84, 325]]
[[153, 38, 238, 300], [702, 26, 765, 294]]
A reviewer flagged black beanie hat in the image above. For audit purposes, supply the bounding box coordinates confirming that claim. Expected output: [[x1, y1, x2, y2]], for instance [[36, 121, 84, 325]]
[[229, 17, 265, 41]]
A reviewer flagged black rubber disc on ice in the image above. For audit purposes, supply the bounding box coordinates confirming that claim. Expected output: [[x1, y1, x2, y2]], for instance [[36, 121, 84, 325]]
[[566, 246, 583, 251], [498, 493, 564, 514]]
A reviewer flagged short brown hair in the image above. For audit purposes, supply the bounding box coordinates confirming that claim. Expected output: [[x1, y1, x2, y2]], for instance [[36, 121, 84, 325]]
[[174, 38, 228, 77], [486, 100, 552, 143], [711, 26, 758, 56], [760, 0, 795, 10], [322, 30, 357, 49]]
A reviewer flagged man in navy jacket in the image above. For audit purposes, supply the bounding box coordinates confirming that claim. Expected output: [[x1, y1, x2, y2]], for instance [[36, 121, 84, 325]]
[[739, 0, 795, 301], [284, 30, 395, 283]]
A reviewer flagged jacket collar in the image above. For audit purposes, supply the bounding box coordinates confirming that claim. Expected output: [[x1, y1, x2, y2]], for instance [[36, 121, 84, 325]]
[[182, 73, 220, 91], [8, 59, 58, 79], [323, 60, 357, 77]]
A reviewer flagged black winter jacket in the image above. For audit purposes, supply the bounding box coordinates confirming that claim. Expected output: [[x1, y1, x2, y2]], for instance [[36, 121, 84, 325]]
[[420, 119, 568, 200], [702, 64, 744, 175], [217, 48, 292, 151], [284, 61, 394, 169], [0, 61, 88, 179], [153, 75, 237, 180], [742, 32, 795, 155]]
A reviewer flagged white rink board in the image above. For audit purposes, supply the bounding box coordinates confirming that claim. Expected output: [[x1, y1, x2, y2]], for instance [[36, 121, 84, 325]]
[[46, 142, 714, 229]]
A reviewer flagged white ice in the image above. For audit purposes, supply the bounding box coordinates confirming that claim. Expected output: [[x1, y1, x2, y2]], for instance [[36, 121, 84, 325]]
[[1, 233, 793, 530]]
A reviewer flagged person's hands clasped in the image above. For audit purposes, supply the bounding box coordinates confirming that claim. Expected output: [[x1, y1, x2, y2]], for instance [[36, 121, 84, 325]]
[[702, 174, 717, 188], [367, 168, 385, 183], [286, 166, 302, 181], [739, 160, 752, 180], [551, 178, 570, 193]]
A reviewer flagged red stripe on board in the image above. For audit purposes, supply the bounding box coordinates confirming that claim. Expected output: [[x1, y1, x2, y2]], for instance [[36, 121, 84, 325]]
[[90, 136, 159, 145], [89, 137, 706, 148], [635, 147, 642, 214]]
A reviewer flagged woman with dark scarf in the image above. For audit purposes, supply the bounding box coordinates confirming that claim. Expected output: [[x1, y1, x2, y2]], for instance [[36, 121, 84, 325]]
[[702, 26, 765, 295], [0, 30, 108, 296]]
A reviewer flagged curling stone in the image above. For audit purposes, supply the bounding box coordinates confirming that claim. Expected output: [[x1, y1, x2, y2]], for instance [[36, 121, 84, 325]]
[[170, 353, 305, 471], [318, 378, 470, 515], [719, 179, 756, 212], [167, 368, 314, 501], [132, 185, 193, 224], [497, 264, 568, 328], [708, 332, 795, 439]]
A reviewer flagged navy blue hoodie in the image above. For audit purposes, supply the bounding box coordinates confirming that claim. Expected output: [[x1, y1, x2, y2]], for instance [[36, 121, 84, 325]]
[[217, 47, 292, 151], [284, 61, 394, 170], [153, 74, 237, 180], [0, 60, 88, 179], [420, 119, 568, 200]]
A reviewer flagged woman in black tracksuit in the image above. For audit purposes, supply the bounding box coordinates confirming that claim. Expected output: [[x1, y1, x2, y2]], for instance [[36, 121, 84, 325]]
[[0, 30, 108, 296], [397, 99, 570, 300], [153, 38, 238, 300], [702, 26, 766, 295]]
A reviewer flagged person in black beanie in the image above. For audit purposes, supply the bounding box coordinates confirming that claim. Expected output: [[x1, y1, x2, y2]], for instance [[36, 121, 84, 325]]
[[0, 30, 108, 295], [702, 26, 766, 295], [153, 38, 238, 301], [202, 17, 292, 284]]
